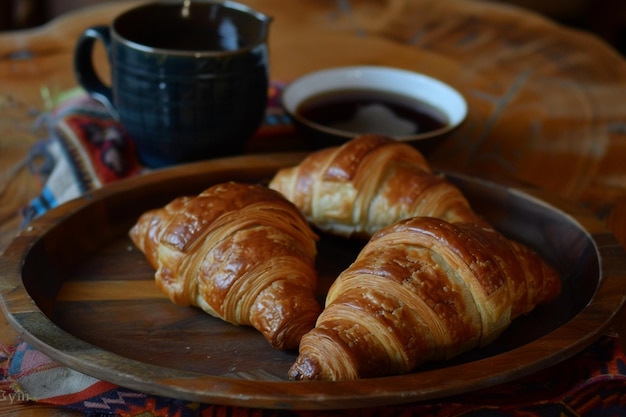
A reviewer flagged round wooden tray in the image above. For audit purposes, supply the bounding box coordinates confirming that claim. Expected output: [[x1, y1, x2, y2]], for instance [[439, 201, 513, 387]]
[[1, 153, 625, 410]]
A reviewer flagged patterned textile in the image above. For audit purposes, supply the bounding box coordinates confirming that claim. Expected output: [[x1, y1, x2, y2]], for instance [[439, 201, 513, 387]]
[[3, 84, 626, 416], [22, 82, 292, 225], [2, 336, 625, 416]]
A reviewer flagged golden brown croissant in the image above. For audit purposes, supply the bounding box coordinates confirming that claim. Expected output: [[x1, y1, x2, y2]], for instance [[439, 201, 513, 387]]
[[129, 182, 321, 350], [289, 217, 561, 380], [269, 134, 487, 238]]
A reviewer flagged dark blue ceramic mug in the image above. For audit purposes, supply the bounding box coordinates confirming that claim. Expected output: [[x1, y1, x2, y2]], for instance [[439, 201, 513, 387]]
[[74, 0, 272, 168]]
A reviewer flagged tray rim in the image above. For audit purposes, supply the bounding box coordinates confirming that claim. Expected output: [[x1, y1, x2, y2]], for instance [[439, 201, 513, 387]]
[[1, 152, 626, 410]]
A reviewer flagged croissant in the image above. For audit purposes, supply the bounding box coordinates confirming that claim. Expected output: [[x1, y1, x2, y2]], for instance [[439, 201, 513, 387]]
[[289, 217, 561, 380], [269, 134, 488, 238], [129, 182, 321, 350]]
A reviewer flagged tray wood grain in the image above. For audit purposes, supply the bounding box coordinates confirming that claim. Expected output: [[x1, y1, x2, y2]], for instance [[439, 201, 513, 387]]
[[1, 153, 625, 410]]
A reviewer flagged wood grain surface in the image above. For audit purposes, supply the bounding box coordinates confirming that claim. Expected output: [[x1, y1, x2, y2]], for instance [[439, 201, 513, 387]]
[[1, 0, 626, 414], [1, 154, 625, 409]]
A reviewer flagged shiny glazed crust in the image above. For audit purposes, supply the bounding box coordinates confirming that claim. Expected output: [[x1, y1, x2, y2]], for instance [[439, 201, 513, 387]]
[[289, 217, 562, 380], [269, 134, 488, 238], [129, 182, 321, 350]]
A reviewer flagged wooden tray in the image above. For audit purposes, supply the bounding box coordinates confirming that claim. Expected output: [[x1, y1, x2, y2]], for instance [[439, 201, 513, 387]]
[[1, 153, 625, 410]]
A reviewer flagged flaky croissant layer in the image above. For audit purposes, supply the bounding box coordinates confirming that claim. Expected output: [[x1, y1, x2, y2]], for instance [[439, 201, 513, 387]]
[[269, 134, 488, 239], [289, 217, 561, 380], [129, 182, 322, 350]]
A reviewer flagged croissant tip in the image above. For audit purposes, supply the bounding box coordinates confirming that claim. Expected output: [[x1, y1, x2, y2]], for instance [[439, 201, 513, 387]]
[[288, 370, 305, 381], [270, 336, 299, 351], [288, 357, 321, 381]]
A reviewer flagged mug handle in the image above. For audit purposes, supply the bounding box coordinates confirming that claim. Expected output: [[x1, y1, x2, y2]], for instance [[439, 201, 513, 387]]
[[73, 26, 118, 119]]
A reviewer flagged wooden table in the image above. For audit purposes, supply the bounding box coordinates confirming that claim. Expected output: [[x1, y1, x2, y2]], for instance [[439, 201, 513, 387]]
[[1, 0, 626, 415]]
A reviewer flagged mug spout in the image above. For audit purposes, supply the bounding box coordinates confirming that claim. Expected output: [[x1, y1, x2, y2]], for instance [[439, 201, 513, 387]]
[[225, 0, 273, 43], [260, 15, 273, 40]]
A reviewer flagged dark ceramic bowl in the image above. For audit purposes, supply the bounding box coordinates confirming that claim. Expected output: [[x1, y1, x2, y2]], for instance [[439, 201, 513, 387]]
[[282, 66, 467, 152]]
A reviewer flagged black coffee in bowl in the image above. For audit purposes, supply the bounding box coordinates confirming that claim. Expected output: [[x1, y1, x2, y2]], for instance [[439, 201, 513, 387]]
[[296, 89, 448, 136]]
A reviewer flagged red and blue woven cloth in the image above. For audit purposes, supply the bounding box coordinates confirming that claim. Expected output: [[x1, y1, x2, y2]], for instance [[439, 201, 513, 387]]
[[3, 85, 626, 417], [2, 334, 625, 416]]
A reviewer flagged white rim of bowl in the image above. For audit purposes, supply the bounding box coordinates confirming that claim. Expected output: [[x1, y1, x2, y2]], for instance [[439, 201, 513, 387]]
[[282, 65, 468, 141]]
